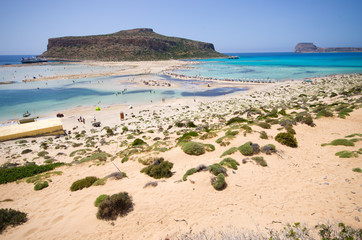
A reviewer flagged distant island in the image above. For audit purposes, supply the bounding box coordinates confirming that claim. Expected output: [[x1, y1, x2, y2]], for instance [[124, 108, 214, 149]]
[[295, 43, 362, 53], [41, 28, 227, 61]]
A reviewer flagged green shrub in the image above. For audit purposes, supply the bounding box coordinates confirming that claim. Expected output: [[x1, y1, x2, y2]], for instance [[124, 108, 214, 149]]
[[178, 131, 198, 144], [200, 131, 217, 140], [70, 176, 99, 191], [0, 162, 64, 184], [322, 139, 355, 147], [220, 147, 238, 158], [92, 177, 108, 186], [261, 144, 276, 155], [257, 122, 271, 129], [34, 181, 49, 191], [335, 151, 358, 158], [182, 141, 205, 156], [275, 132, 298, 148], [345, 133, 362, 138], [77, 152, 112, 163], [238, 142, 254, 156], [285, 126, 296, 135], [295, 112, 315, 127], [204, 144, 215, 152], [94, 194, 108, 207], [183, 168, 197, 181], [352, 168, 361, 173], [96, 192, 133, 220], [259, 131, 268, 139], [316, 109, 333, 118], [208, 163, 226, 176], [251, 156, 267, 167], [131, 138, 147, 147], [212, 173, 226, 190], [226, 117, 248, 125], [21, 149, 32, 154], [187, 121, 196, 128], [0, 208, 27, 233], [140, 158, 173, 179], [338, 108, 353, 119], [37, 151, 49, 157], [220, 157, 239, 170], [225, 129, 239, 136]]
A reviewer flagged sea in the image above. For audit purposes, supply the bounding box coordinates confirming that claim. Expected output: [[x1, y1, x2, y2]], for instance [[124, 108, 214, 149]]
[[0, 52, 362, 122]]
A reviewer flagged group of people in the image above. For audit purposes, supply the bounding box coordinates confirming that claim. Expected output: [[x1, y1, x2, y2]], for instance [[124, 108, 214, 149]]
[[78, 116, 85, 124]]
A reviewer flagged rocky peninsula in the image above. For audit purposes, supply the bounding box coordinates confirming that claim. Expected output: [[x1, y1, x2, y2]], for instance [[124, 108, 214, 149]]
[[42, 28, 226, 61], [295, 42, 362, 53]]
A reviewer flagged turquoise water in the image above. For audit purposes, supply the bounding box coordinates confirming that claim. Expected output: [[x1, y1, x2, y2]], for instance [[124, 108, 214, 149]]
[[173, 52, 362, 81], [1, 52, 361, 122]]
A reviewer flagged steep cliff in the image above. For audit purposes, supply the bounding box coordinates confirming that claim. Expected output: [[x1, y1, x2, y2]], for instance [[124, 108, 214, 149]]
[[42, 28, 226, 61], [295, 43, 362, 53]]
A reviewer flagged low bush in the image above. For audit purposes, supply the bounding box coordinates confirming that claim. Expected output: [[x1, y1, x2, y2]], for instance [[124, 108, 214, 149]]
[[70, 176, 99, 191], [21, 149, 32, 154], [295, 112, 315, 127], [238, 142, 254, 156], [204, 144, 215, 152], [251, 156, 267, 167], [226, 116, 248, 125], [335, 151, 359, 158], [208, 163, 227, 176], [338, 107, 353, 119], [92, 177, 108, 186], [352, 167, 361, 173], [37, 151, 49, 157], [107, 172, 126, 179], [212, 173, 226, 190], [225, 129, 239, 136], [200, 131, 217, 140], [259, 131, 268, 139], [316, 109, 333, 118], [96, 192, 133, 220], [322, 139, 355, 147], [94, 194, 108, 207], [177, 132, 198, 144], [182, 141, 205, 156], [34, 181, 49, 191], [285, 125, 296, 135], [220, 157, 239, 170], [220, 147, 238, 158], [187, 121, 196, 128], [140, 158, 173, 179], [257, 122, 271, 129], [131, 138, 147, 147], [0, 162, 64, 184], [275, 132, 298, 148], [261, 144, 276, 155], [0, 208, 27, 233], [183, 168, 197, 181]]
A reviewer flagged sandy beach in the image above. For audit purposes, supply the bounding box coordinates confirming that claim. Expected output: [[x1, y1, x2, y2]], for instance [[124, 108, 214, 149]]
[[0, 61, 361, 239]]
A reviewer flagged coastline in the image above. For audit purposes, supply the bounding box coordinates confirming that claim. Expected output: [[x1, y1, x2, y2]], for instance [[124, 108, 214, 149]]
[[0, 62, 361, 239]]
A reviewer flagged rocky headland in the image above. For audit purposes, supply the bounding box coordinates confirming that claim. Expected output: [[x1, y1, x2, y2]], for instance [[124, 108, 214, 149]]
[[41, 28, 226, 61], [295, 42, 362, 53]]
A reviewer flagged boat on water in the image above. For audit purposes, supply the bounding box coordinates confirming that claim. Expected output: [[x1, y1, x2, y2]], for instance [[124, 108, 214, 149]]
[[21, 57, 48, 64], [228, 56, 239, 59], [23, 111, 31, 117]]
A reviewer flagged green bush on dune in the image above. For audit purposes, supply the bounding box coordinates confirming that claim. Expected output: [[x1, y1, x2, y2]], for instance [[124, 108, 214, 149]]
[[212, 173, 226, 190], [0, 162, 64, 184], [34, 181, 49, 191], [182, 141, 205, 156], [275, 132, 298, 148], [70, 176, 99, 191], [96, 192, 133, 220], [140, 158, 173, 179], [0, 208, 27, 233], [238, 142, 254, 156]]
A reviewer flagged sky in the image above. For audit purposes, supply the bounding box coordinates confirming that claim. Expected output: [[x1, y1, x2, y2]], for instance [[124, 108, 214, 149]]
[[0, 0, 361, 54]]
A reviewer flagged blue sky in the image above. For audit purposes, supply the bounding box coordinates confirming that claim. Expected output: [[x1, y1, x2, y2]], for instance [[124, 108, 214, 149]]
[[0, 0, 361, 54]]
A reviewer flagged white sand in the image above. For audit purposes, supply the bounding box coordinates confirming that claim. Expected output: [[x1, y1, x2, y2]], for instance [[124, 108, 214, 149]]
[[0, 62, 361, 239]]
